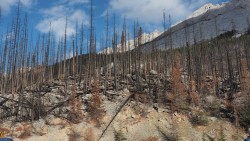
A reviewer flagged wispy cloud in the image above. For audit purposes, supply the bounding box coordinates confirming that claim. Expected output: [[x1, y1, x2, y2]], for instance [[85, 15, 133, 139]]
[[36, 0, 89, 39], [56, 0, 89, 6], [107, 0, 223, 29], [0, 0, 35, 15]]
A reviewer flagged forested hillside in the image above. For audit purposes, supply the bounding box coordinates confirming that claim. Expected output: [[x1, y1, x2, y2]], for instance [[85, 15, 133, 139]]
[[0, 0, 250, 140]]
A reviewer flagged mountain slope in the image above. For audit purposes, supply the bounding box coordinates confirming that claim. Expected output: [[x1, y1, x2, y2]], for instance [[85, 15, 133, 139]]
[[100, 30, 162, 54], [149, 0, 250, 49]]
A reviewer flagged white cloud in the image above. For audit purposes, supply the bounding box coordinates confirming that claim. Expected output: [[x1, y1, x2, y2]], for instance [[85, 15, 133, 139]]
[[0, 0, 35, 15], [107, 0, 219, 27], [36, 4, 89, 39], [56, 0, 89, 6], [68, 0, 89, 6], [20, 0, 34, 7]]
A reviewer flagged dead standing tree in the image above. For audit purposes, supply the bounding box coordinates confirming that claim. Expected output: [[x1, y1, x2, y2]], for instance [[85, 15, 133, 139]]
[[169, 53, 188, 112], [112, 14, 118, 91]]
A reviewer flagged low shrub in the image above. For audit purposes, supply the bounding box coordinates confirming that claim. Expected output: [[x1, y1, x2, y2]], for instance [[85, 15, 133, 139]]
[[190, 116, 209, 126], [114, 130, 127, 141], [67, 128, 82, 141], [239, 98, 250, 128]]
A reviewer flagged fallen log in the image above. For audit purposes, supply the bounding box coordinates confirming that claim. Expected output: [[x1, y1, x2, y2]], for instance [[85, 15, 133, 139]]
[[46, 92, 86, 114], [0, 95, 30, 108]]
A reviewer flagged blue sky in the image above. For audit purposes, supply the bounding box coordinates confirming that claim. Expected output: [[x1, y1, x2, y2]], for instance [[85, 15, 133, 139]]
[[0, 0, 229, 44]]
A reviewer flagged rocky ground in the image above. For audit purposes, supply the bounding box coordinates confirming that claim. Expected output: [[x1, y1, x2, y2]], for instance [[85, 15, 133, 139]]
[[0, 71, 248, 140], [0, 89, 248, 141]]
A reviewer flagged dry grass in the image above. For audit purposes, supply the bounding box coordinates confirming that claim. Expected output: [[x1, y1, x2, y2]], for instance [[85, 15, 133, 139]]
[[17, 125, 32, 139], [67, 128, 83, 141], [0, 127, 11, 132], [133, 93, 150, 104], [18, 129, 32, 139], [131, 92, 151, 118], [141, 136, 158, 141], [83, 127, 96, 141]]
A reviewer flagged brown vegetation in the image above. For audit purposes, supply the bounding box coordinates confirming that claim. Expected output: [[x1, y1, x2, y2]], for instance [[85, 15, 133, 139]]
[[88, 75, 105, 126], [169, 53, 188, 112], [133, 92, 151, 104], [141, 136, 158, 141], [68, 82, 83, 124], [0, 127, 11, 137], [189, 79, 200, 106], [83, 127, 96, 141], [67, 128, 83, 141], [16, 124, 32, 139]]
